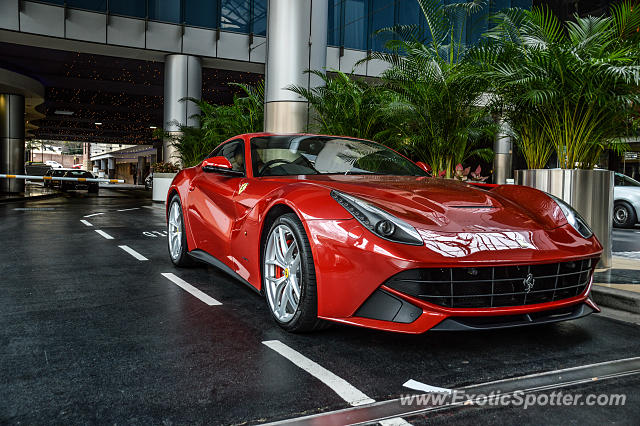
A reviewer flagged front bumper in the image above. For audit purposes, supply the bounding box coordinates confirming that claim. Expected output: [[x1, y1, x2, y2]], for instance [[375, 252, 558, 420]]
[[305, 219, 602, 334]]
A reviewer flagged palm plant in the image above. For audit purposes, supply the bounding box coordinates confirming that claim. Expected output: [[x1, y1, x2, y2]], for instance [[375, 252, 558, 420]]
[[287, 70, 390, 140], [167, 82, 264, 167], [368, 0, 496, 177], [479, 2, 640, 169]]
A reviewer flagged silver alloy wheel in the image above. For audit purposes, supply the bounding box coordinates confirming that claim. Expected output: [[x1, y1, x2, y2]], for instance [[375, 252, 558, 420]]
[[614, 206, 629, 225], [168, 201, 182, 260], [264, 224, 302, 323]]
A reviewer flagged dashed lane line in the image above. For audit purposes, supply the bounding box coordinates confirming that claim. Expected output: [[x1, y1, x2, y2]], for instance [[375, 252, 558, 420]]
[[161, 273, 222, 306], [262, 340, 410, 426], [80, 219, 93, 227], [118, 245, 148, 261], [95, 229, 114, 240], [84, 212, 105, 218], [117, 207, 141, 212]]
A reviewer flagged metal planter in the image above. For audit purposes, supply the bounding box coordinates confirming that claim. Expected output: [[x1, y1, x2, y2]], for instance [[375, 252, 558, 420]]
[[515, 169, 614, 268]]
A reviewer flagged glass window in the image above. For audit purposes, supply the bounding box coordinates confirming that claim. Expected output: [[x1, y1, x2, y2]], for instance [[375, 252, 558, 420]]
[[250, 135, 427, 177], [327, 0, 342, 46], [252, 0, 268, 35], [344, 0, 367, 50], [221, 0, 250, 33], [370, 0, 394, 51], [66, 0, 107, 12], [185, 0, 218, 28], [466, 2, 490, 45], [148, 0, 182, 23], [511, 0, 532, 9], [109, 0, 146, 18], [210, 140, 246, 173]]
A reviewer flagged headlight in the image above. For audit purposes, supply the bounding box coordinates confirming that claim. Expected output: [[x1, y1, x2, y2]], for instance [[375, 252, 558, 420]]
[[548, 194, 593, 239], [331, 190, 423, 245]]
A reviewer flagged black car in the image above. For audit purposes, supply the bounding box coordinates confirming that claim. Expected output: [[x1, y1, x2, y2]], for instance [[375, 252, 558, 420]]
[[43, 168, 69, 189], [60, 170, 99, 193]]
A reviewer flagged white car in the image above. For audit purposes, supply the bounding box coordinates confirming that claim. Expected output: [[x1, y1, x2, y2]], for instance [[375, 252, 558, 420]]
[[614, 172, 640, 228], [45, 160, 63, 169]]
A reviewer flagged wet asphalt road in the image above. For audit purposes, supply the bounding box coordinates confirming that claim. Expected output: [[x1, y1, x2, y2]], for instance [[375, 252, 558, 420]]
[[1, 188, 640, 425], [612, 227, 640, 253]]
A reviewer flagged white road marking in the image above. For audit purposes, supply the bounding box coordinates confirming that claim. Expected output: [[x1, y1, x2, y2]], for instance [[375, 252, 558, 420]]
[[403, 379, 452, 394], [117, 207, 141, 212], [80, 219, 93, 227], [143, 205, 164, 210], [95, 229, 114, 240], [84, 212, 105, 218], [118, 245, 148, 261], [263, 341, 412, 425], [613, 251, 640, 260], [263, 340, 375, 406], [161, 273, 222, 306]]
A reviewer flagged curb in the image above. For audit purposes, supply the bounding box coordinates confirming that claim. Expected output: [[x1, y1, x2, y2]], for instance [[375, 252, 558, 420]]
[[0, 192, 63, 204], [592, 286, 640, 315]]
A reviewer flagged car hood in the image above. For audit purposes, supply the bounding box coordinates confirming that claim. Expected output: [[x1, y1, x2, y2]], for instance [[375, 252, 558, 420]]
[[298, 175, 553, 233]]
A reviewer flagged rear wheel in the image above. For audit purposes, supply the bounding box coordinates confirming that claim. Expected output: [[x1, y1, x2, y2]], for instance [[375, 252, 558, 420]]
[[262, 213, 326, 332], [168, 196, 194, 267], [613, 202, 636, 228]]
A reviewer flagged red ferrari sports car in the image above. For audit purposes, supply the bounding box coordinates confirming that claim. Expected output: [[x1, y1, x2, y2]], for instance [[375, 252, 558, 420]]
[[166, 133, 602, 333]]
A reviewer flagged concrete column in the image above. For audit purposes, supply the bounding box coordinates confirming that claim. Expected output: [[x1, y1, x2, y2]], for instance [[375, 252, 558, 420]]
[[0, 94, 25, 193], [108, 157, 116, 179], [163, 54, 202, 164], [493, 119, 512, 185], [137, 156, 145, 185], [82, 143, 90, 171], [264, 0, 328, 133], [99, 158, 107, 178]]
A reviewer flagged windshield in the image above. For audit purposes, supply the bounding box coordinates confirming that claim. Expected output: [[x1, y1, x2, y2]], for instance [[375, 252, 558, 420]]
[[615, 173, 640, 187], [64, 170, 94, 178], [250, 136, 426, 177]]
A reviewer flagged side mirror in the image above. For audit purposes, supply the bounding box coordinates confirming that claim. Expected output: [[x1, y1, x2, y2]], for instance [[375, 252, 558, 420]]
[[201, 156, 243, 176], [416, 161, 431, 174]]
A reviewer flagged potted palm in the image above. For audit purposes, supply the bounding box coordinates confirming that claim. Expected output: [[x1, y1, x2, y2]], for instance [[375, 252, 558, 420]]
[[363, 0, 497, 177], [481, 3, 640, 267]]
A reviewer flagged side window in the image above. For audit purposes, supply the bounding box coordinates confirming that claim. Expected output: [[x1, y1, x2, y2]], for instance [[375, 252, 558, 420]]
[[211, 140, 245, 174], [615, 175, 625, 186]]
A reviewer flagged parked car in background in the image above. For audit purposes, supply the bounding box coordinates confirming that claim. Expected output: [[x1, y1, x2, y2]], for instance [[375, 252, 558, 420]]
[[43, 168, 69, 188], [72, 164, 83, 169], [613, 172, 640, 228], [60, 170, 99, 193], [145, 173, 153, 190], [45, 160, 63, 169]]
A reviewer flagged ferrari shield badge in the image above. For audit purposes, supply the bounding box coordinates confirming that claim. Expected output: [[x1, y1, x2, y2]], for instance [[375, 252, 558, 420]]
[[238, 182, 248, 195]]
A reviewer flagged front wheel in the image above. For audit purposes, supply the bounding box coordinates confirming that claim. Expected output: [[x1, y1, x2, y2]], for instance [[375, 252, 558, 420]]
[[167, 196, 194, 266], [262, 213, 326, 332], [613, 202, 637, 228]]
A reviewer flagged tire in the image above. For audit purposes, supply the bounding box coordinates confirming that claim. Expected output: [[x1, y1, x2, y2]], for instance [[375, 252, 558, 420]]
[[167, 195, 195, 267], [613, 202, 637, 228], [262, 213, 326, 332]]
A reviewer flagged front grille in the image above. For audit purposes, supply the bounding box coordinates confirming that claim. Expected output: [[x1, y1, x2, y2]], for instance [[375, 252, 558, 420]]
[[385, 258, 595, 309]]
